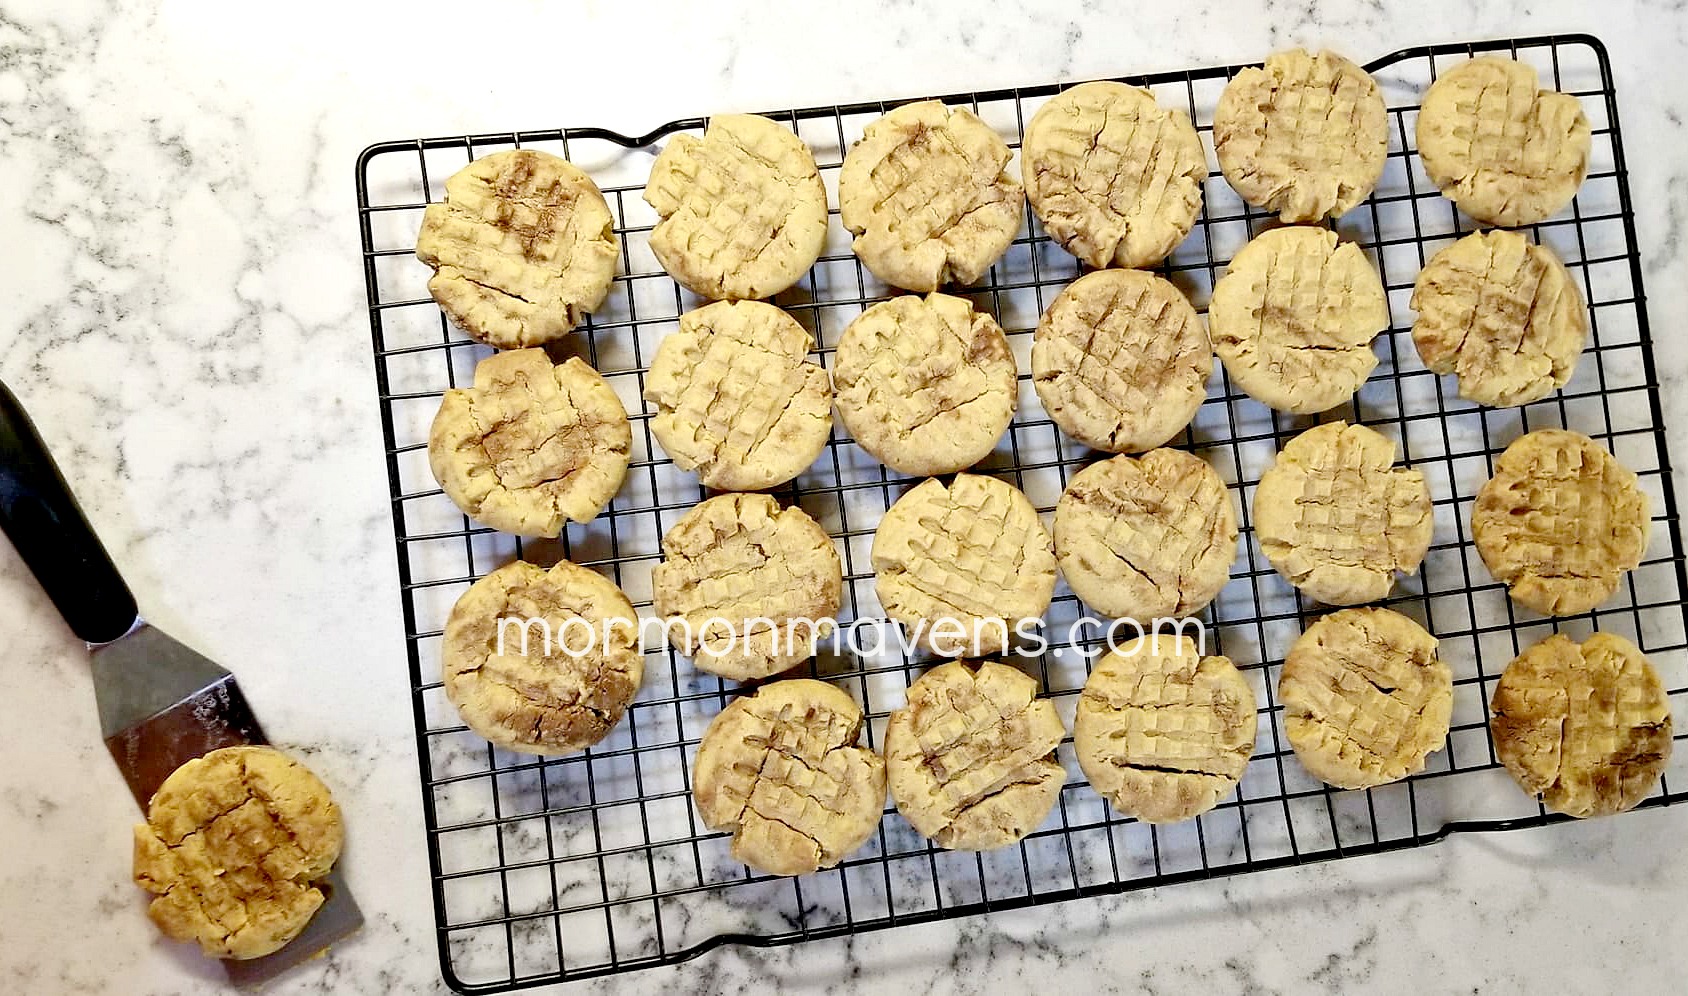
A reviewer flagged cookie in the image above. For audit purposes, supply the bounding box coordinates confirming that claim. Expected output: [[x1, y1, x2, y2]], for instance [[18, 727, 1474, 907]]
[[1210, 226, 1389, 414], [645, 114, 829, 301], [651, 493, 842, 681], [838, 100, 1023, 291], [1054, 449, 1236, 619], [1254, 421, 1433, 605], [1022, 81, 1207, 268], [1472, 429, 1650, 616], [645, 300, 834, 490], [442, 560, 642, 755], [1491, 632, 1672, 818], [1280, 608, 1452, 789], [428, 349, 631, 536], [132, 746, 343, 960], [1417, 56, 1591, 227], [885, 661, 1066, 850], [692, 679, 887, 876], [872, 474, 1057, 657], [1031, 269, 1211, 453], [1075, 635, 1257, 824], [1410, 229, 1587, 408], [415, 149, 618, 349], [833, 293, 1017, 476], [1214, 49, 1389, 222]]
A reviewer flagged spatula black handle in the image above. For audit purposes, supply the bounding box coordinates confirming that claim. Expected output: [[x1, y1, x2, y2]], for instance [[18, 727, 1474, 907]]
[[0, 381, 138, 644]]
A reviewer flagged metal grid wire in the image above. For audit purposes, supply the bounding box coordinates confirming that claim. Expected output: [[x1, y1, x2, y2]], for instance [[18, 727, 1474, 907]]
[[356, 34, 1688, 994]]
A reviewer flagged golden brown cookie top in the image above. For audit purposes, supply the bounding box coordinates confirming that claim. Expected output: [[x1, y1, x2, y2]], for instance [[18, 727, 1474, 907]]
[[1210, 226, 1388, 415], [871, 474, 1057, 657], [1022, 81, 1206, 268], [1254, 421, 1433, 605], [692, 679, 886, 876], [644, 300, 834, 491], [645, 114, 828, 301], [1473, 429, 1650, 616], [1214, 49, 1389, 222], [1075, 635, 1257, 824], [1417, 56, 1590, 227], [833, 293, 1018, 476], [428, 349, 630, 536], [885, 661, 1066, 850], [1491, 632, 1671, 818], [132, 746, 343, 960], [1280, 607, 1451, 789], [416, 149, 618, 348], [1031, 268, 1212, 454], [441, 559, 643, 756], [651, 493, 842, 681], [839, 100, 1023, 291]]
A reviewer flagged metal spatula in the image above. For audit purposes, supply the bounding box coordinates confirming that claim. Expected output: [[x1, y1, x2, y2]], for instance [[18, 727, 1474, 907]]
[[0, 380, 362, 986]]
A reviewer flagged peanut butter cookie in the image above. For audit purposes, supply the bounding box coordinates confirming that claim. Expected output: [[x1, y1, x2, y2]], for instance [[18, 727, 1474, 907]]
[[1253, 422, 1433, 605], [1280, 608, 1452, 789], [645, 300, 834, 490], [871, 474, 1057, 657], [1214, 49, 1389, 222], [693, 679, 887, 876], [1492, 632, 1672, 818], [885, 661, 1066, 850], [1411, 229, 1588, 408], [1473, 429, 1650, 616], [1417, 56, 1591, 227], [442, 560, 642, 755], [133, 746, 343, 960], [1210, 226, 1389, 414], [839, 101, 1023, 291], [415, 149, 618, 348], [1054, 449, 1236, 619], [645, 114, 829, 301], [429, 349, 630, 536], [652, 493, 842, 681], [1022, 81, 1207, 268], [1075, 635, 1257, 824], [1032, 268, 1212, 453]]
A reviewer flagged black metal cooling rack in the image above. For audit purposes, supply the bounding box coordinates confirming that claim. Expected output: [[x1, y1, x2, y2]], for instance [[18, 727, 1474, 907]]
[[356, 34, 1688, 994]]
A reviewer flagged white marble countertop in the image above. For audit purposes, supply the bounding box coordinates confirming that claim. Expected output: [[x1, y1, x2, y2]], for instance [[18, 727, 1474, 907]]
[[4, 1, 1688, 993]]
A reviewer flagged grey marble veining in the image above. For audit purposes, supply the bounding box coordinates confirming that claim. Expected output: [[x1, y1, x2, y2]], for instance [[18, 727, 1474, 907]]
[[2, 1, 1688, 994]]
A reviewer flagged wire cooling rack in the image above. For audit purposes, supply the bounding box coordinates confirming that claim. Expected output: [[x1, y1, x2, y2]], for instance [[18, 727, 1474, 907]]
[[357, 34, 1688, 994]]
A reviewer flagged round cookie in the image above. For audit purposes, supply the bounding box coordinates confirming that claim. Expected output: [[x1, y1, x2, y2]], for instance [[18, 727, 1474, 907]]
[[833, 293, 1017, 476], [644, 300, 834, 491], [1491, 632, 1672, 818], [415, 149, 618, 349], [1411, 229, 1588, 408], [872, 474, 1057, 657], [1022, 81, 1207, 269], [1417, 56, 1591, 227], [1031, 269, 1212, 453], [1279, 608, 1452, 789], [1210, 226, 1389, 414], [132, 746, 343, 960], [1054, 449, 1237, 619], [1254, 421, 1433, 605], [1473, 429, 1650, 616], [442, 560, 642, 756], [429, 349, 631, 536], [838, 100, 1023, 291], [645, 114, 829, 301], [886, 661, 1066, 850], [1214, 49, 1389, 222], [1075, 635, 1257, 824], [652, 493, 842, 681], [692, 679, 887, 876]]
